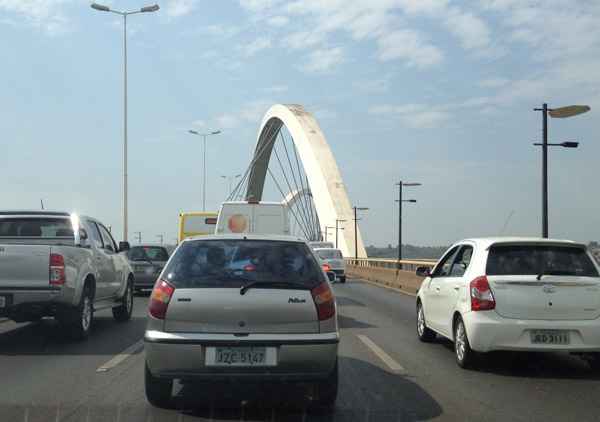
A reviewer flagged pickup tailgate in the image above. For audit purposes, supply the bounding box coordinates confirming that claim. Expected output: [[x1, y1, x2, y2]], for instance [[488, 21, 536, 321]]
[[0, 244, 50, 289]]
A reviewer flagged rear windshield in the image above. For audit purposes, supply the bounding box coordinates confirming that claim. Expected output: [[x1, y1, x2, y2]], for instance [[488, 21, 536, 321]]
[[487, 245, 599, 277], [164, 239, 324, 288], [0, 218, 72, 237], [183, 215, 217, 233], [316, 249, 343, 260], [310, 242, 334, 249], [128, 246, 169, 261]]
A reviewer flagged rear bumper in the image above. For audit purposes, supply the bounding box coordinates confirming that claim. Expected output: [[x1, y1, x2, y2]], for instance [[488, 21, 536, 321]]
[[463, 311, 600, 353], [0, 287, 70, 320], [144, 330, 339, 381]]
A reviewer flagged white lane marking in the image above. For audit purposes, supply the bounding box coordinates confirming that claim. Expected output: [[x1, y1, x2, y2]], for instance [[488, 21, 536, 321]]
[[96, 339, 144, 373], [356, 334, 405, 373]]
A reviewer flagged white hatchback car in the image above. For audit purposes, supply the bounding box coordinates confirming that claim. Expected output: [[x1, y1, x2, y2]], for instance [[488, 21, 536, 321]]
[[416, 238, 600, 368], [314, 248, 346, 283]]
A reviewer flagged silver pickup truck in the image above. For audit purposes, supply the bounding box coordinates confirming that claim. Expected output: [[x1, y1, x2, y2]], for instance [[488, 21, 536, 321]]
[[0, 211, 135, 340]]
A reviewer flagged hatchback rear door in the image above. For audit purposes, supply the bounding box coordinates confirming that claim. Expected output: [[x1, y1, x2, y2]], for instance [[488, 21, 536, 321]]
[[486, 243, 600, 320], [161, 239, 324, 334]]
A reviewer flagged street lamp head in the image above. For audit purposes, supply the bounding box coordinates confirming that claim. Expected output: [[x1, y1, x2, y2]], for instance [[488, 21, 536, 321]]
[[355, 207, 369, 211], [91, 3, 111, 12], [403, 183, 422, 187], [549, 105, 591, 119], [140, 4, 160, 13], [211, 130, 222, 135], [407, 199, 417, 203], [188, 130, 199, 135], [561, 141, 579, 148], [235, 174, 242, 178]]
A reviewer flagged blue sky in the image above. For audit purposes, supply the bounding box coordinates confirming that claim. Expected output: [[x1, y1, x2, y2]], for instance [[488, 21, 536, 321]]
[[1, 0, 599, 247]]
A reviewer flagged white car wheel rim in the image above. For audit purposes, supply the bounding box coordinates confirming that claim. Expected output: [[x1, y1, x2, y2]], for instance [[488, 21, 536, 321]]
[[417, 306, 425, 336], [82, 296, 92, 331], [456, 322, 466, 362]]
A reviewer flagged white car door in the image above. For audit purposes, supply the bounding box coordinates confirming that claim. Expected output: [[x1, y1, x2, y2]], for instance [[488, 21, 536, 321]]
[[97, 223, 122, 297], [424, 246, 460, 334], [436, 245, 474, 337]]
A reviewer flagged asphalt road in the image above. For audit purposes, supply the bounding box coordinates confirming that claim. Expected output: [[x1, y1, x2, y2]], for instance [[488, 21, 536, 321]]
[[2, 279, 600, 421]]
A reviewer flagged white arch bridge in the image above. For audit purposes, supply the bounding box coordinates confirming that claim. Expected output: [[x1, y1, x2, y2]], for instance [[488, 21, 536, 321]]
[[228, 104, 367, 258]]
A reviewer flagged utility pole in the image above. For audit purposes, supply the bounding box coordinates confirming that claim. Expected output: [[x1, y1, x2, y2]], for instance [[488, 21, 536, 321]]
[[134, 231, 142, 244], [40, 199, 45, 210], [156, 234, 163, 245], [352, 206, 369, 260]]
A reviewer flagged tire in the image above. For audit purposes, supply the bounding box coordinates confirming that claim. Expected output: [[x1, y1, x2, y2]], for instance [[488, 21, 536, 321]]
[[313, 360, 338, 408], [340, 276, 346, 284], [584, 353, 600, 371], [416, 301, 436, 342], [62, 284, 94, 341], [454, 316, 476, 369], [112, 280, 134, 322], [145, 363, 173, 409]]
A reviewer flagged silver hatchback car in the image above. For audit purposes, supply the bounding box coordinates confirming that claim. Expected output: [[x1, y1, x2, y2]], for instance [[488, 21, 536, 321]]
[[144, 234, 339, 408]]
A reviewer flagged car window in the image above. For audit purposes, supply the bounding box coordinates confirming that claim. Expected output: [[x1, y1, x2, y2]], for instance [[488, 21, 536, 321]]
[[128, 246, 169, 261], [98, 224, 116, 253], [432, 246, 460, 277], [164, 240, 324, 288], [486, 244, 599, 277], [0, 217, 72, 237], [316, 249, 343, 260], [449, 246, 474, 277], [88, 222, 104, 249]]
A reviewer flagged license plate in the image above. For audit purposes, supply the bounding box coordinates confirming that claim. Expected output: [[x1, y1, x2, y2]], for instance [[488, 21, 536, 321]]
[[530, 330, 570, 345], [205, 347, 276, 367]]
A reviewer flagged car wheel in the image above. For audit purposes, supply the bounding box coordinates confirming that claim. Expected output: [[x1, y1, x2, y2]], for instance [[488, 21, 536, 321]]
[[112, 280, 134, 322], [63, 285, 94, 341], [454, 316, 476, 369], [416, 301, 436, 342], [585, 353, 600, 371], [340, 276, 346, 283], [313, 360, 338, 408], [145, 363, 174, 409]]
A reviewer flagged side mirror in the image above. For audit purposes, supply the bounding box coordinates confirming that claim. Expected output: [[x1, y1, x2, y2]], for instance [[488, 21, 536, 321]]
[[76, 228, 89, 248], [79, 229, 88, 240], [327, 272, 336, 282], [119, 241, 130, 252], [416, 266, 432, 277]]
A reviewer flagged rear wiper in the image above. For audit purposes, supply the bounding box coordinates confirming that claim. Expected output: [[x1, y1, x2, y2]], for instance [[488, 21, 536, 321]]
[[240, 281, 308, 296]]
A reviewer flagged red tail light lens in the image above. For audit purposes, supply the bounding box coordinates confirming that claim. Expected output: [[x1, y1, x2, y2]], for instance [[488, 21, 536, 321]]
[[49, 253, 66, 286], [470, 276, 495, 311], [311, 282, 335, 321], [322, 263, 331, 272], [149, 279, 175, 319]]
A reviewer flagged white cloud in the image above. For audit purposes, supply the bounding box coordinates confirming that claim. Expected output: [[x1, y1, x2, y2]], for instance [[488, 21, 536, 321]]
[[301, 47, 344, 73], [241, 37, 271, 57], [353, 77, 391, 93], [203, 24, 242, 39], [239, 0, 282, 12], [282, 30, 326, 50], [215, 114, 240, 130], [0, 0, 70, 34], [266, 15, 289, 27], [444, 7, 491, 50], [208, 100, 274, 130], [191, 119, 206, 128], [377, 30, 443, 68], [166, 0, 197, 18]]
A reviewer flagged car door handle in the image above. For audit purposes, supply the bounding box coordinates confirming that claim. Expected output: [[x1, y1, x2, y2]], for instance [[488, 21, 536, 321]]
[[435, 287, 441, 292], [453, 286, 460, 291]]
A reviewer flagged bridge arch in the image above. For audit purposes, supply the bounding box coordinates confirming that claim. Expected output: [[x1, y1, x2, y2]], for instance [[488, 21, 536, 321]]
[[245, 104, 366, 258]]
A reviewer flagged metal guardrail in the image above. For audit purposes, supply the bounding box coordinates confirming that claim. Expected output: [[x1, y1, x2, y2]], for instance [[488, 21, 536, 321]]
[[346, 258, 436, 272]]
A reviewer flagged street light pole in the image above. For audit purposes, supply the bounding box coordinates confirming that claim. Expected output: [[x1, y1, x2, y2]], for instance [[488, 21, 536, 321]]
[[335, 219, 346, 249], [189, 130, 222, 211], [156, 234, 163, 245], [91, 3, 160, 242], [352, 206, 369, 260], [395, 182, 421, 268], [534, 103, 590, 238], [221, 174, 242, 196]]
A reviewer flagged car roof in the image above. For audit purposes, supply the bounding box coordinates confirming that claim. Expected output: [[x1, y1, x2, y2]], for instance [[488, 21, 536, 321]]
[[455, 237, 585, 249], [0, 210, 71, 217], [183, 233, 307, 243], [314, 247, 341, 252], [130, 244, 168, 248]]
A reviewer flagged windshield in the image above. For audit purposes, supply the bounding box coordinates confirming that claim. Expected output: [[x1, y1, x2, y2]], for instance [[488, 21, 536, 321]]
[[487, 245, 599, 277], [164, 239, 323, 288], [316, 249, 343, 260], [0, 218, 72, 237], [128, 246, 169, 262]]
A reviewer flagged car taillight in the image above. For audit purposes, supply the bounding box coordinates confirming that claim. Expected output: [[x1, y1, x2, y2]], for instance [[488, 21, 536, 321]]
[[470, 276, 495, 311], [322, 263, 331, 272], [311, 282, 335, 321], [149, 279, 175, 319], [49, 253, 65, 286]]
